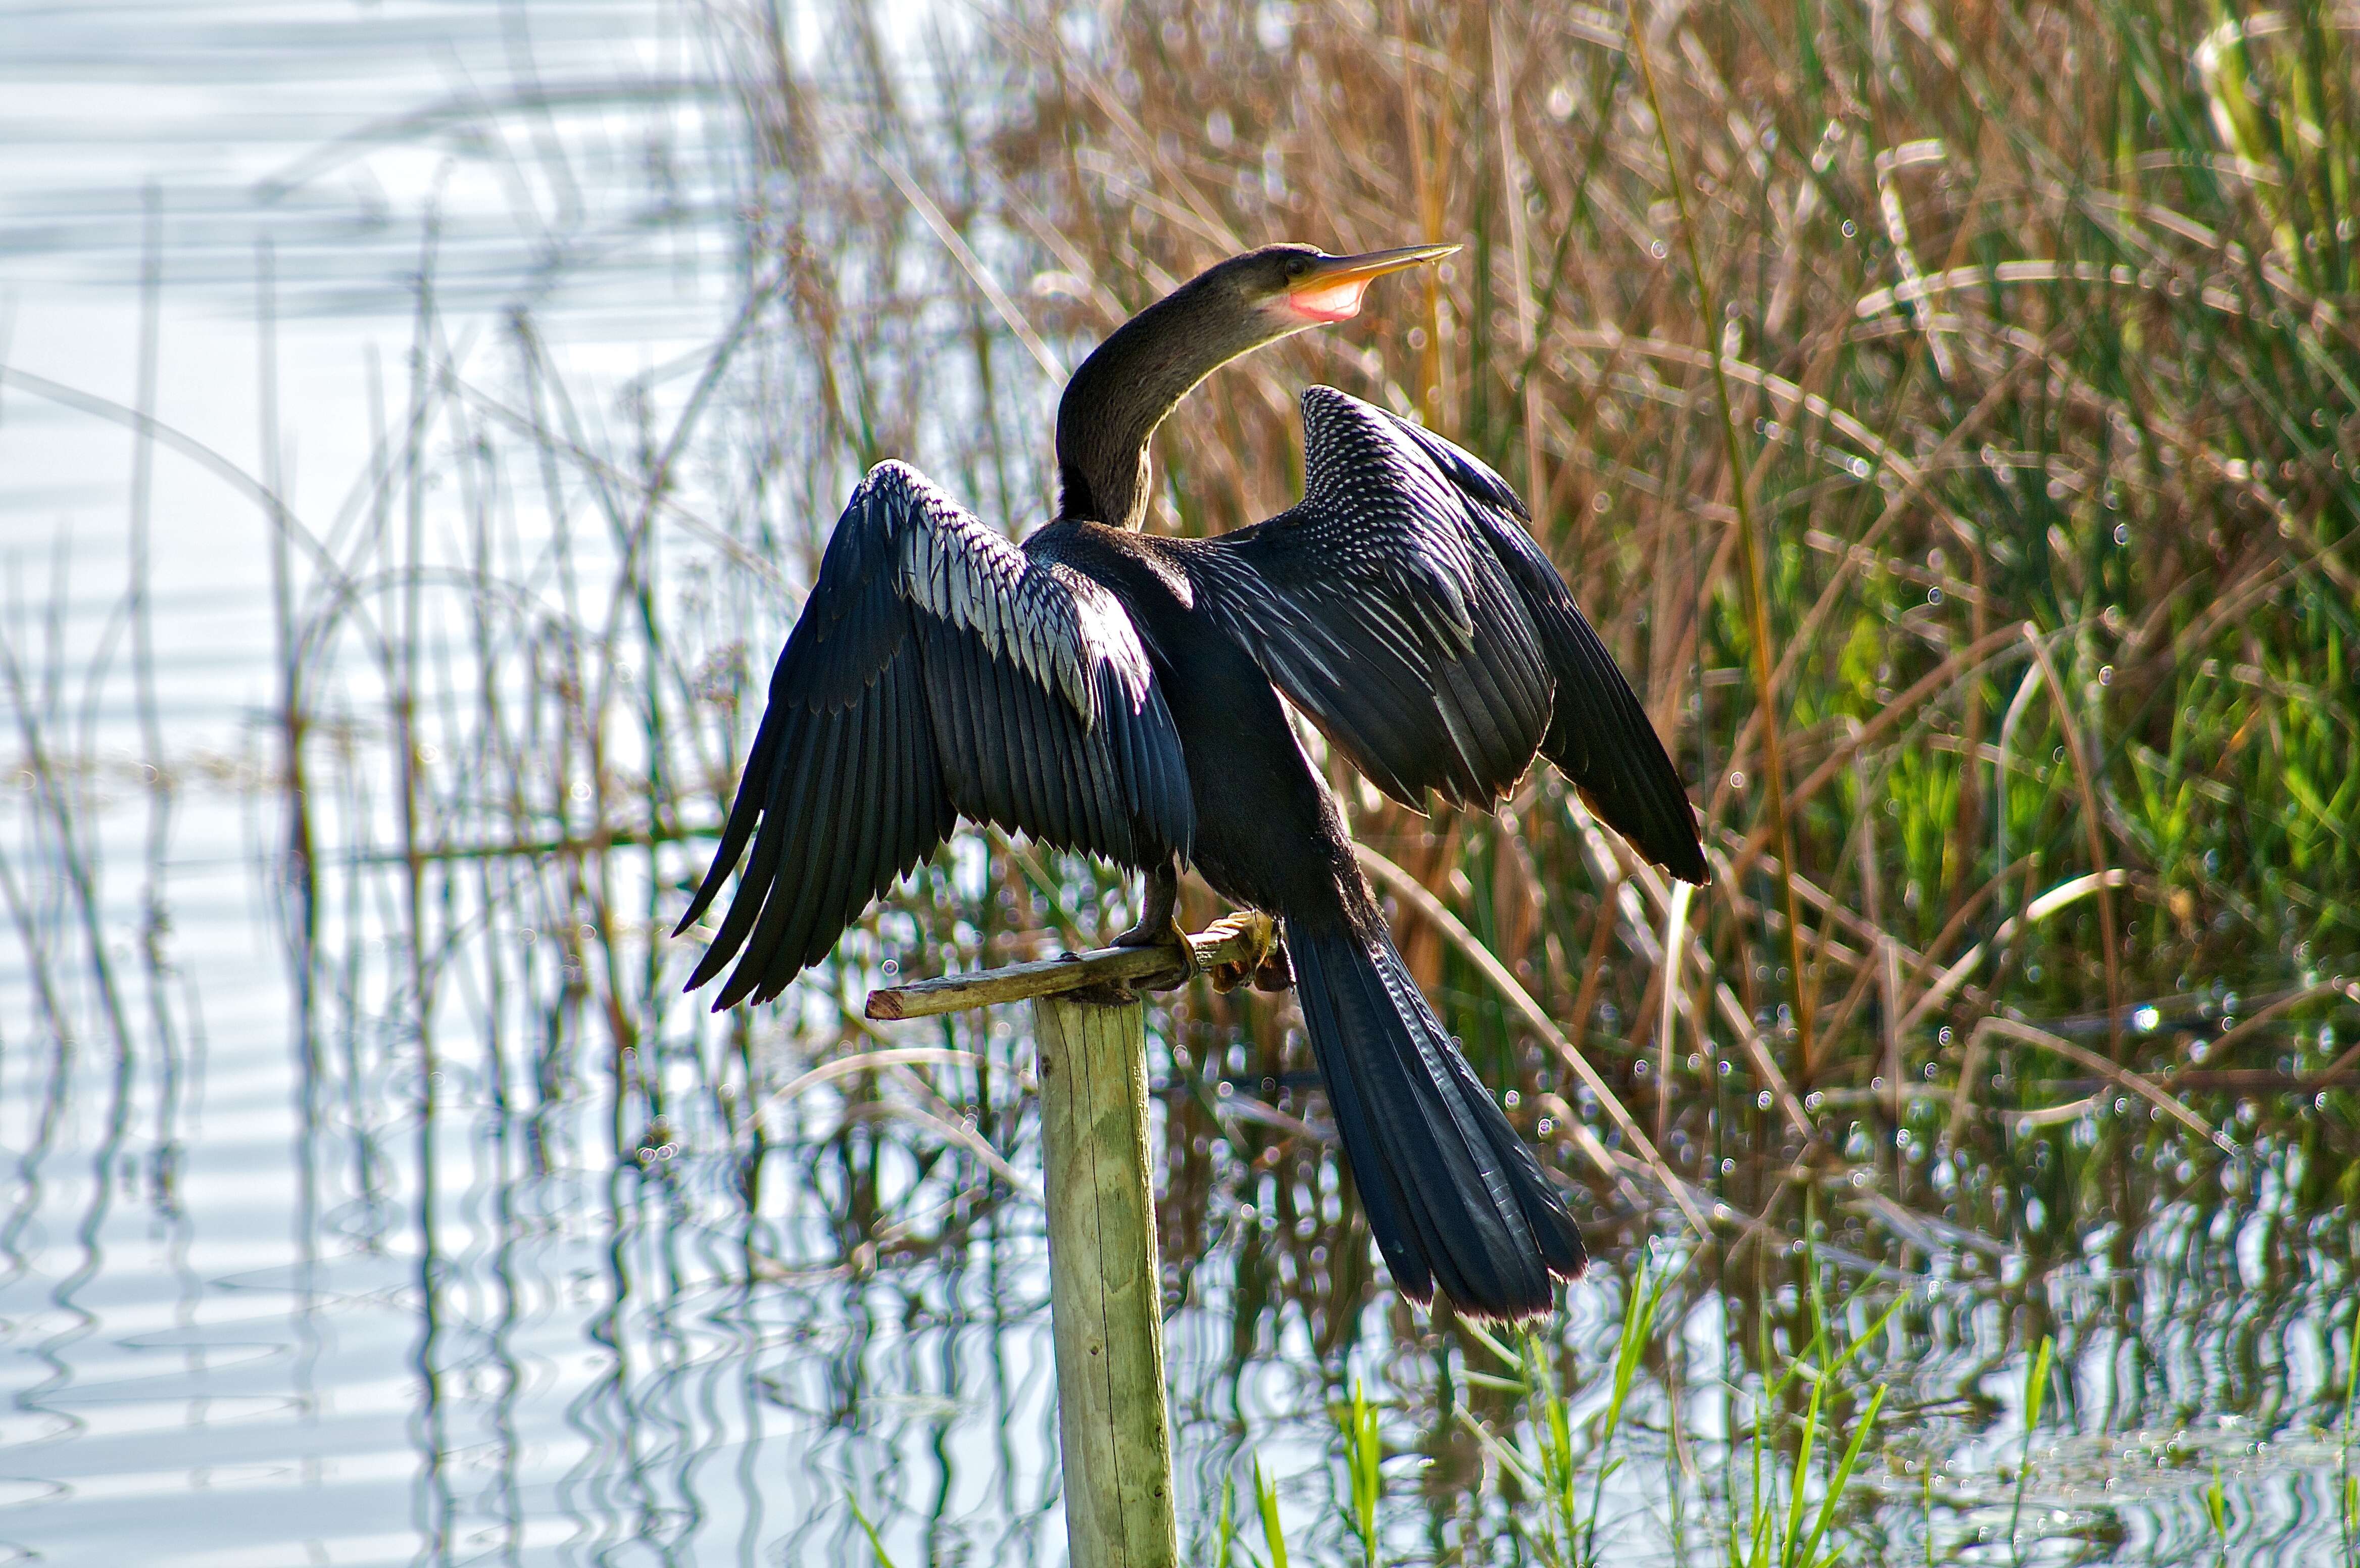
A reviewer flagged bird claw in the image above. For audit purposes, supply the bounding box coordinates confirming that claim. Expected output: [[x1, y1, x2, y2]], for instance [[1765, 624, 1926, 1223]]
[[1109, 915, 1187, 951], [1207, 926, 1290, 994], [1112, 861, 1183, 952], [1252, 937, 1293, 993]]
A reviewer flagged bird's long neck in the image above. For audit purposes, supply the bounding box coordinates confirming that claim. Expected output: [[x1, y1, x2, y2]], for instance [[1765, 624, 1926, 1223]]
[[1054, 283, 1275, 529]]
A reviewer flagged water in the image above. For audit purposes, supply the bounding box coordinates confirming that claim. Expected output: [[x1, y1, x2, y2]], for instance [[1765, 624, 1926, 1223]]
[[2, 7, 792, 1563], [1, 4, 2354, 1565]]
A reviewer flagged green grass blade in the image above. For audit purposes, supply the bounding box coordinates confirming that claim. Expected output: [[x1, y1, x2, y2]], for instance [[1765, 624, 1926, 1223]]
[[1798, 1384, 1888, 1568], [847, 1491, 899, 1568], [1254, 1455, 1291, 1568]]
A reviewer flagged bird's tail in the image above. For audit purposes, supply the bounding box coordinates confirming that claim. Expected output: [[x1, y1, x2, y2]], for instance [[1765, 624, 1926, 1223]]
[[1286, 915, 1586, 1319]]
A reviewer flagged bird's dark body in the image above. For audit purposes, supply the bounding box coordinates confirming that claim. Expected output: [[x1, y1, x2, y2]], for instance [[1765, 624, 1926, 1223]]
[[1036, 521, 1346, 916], [1029, 515, 1590, 1310], [680, 243, 1706, 1319]]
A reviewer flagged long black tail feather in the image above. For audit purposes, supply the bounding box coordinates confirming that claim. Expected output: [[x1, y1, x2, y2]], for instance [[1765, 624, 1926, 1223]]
[[1287, 916, 1586, 1319]]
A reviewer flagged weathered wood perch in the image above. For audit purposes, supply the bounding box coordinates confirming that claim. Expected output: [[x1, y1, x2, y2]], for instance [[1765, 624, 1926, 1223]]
[[863, 910, 1281, 1568], [864, 910, 1280, 1019]]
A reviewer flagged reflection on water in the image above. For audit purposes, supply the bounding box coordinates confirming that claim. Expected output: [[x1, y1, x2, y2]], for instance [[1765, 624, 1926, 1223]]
[[1, 3, 2354, 1566]]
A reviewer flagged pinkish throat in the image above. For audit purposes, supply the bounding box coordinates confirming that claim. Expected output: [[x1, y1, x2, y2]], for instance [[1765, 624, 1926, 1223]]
[[1284, 276, 1373, 323]]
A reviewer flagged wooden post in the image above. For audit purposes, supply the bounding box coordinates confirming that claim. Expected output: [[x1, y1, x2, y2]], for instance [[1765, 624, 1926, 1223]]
[[864, 913, 1276, 1568], [1034, 991, 1178, 1568]]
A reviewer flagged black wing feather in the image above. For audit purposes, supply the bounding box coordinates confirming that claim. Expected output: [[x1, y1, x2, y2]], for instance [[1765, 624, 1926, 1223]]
[[679, 461, 1195, 1007], [1193, 386, 1704, 881], [1186, 387, 1553, 810], [1398, 419, 1709, 884]]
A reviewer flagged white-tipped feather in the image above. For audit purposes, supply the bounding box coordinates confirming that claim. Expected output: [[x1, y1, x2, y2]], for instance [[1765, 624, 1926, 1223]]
[[874, 462, 1133, 730]]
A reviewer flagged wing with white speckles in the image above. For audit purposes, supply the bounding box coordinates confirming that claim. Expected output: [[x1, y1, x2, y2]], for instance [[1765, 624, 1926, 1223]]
[[1194, 387, 1705, 881], [677, 461, 1195, 1008], [1186, 386, 1555, 809]]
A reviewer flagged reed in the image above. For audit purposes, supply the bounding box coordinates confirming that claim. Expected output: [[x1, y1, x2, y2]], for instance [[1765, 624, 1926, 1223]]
[[2006, 1333, 2055, 1561], [167, 0, 2350, 1283], [1333, 1380, 1383, 1566]]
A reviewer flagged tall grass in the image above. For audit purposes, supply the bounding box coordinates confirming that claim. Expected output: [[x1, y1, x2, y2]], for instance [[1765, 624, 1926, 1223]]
[[684, 3, 2360, 1330], [192, 0, 2350, 1278], [1294, 1251, 1907, 1565]]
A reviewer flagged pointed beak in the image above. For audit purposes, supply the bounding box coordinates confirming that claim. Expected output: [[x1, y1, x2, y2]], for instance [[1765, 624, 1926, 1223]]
[[1285, 242, 1459, 323]]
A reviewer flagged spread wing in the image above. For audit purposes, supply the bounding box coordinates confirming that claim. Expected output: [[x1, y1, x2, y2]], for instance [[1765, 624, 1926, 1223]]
[[677, 461, 1196, 1007], [1184, 388, 1556, 809], [1192, 386, 1705, 883]]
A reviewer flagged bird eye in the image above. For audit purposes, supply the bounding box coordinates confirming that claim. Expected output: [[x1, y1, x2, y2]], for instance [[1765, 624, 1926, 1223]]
[[1285, 256, 1311, 277]]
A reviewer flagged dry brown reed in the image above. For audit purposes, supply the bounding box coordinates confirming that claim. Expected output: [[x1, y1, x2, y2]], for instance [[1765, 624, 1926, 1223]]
[[727, 0, 2360, 1271]]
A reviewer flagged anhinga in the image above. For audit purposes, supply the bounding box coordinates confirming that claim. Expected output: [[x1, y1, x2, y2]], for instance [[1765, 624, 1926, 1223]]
[[677, 243, 1707, 1320]]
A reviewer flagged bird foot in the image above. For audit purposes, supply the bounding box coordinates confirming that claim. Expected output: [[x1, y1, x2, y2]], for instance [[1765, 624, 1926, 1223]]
[[1110, 915, 1187, 951], [1204, 951, 1250, 991], [1111, 861, 1183, 952], [1207, 926, 1291, 994], [1252, 937, 1293, 993], [1113, 914, 1193, 996]]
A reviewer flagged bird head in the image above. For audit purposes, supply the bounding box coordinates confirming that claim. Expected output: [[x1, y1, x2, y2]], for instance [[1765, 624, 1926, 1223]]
[[1204, 241, 1460, 337], [1054, 239, 1457, 529]]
